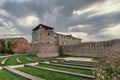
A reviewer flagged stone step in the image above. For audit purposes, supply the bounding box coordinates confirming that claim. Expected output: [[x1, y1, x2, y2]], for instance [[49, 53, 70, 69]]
[[50, 61, 96, 67], [39, 62, 93, 71], [1, 58, 8, 66], [63, 60, 98, 65], [25, 64, 95, 79], [26, 57, 36, 62], [3, 66, 45, 80], [56, 58, 97, 63], [16, 58, 22, 64]]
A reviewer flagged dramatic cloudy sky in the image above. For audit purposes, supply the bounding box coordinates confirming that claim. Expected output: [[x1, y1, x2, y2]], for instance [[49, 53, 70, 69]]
[[0, 0, 120, 42]]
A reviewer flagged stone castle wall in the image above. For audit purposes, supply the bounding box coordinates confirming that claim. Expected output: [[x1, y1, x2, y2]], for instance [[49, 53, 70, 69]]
[[61, 39, 120, 56], [32, 24, 120, 57], [56, 33, 81, 46], [31, 24, 81, 57], [31, 25, 59, 57]]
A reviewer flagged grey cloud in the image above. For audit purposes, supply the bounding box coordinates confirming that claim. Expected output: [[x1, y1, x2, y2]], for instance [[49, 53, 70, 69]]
[[55, 0, 104, 17], [0, 0, 119, 42], [66, 11, 120, 34]]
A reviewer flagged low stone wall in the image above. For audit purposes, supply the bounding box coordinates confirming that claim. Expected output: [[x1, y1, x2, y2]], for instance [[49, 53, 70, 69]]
[[37, 53, 59, 58], [61, 39, 120, 57]]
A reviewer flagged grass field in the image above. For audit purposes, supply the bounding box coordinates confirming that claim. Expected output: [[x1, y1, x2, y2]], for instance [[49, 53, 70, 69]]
[[5, 54, 38, 65], [0, 54, 101, 66], [59, 54, 101, 61], [16, 67, 91, 80], [0, 53, 5, 56], [37, 64, 92, 75], [0, 70, 27, 80], [0, 54, 61, 66], [0, 54, 99, 80], [0, 58, 4, 63]]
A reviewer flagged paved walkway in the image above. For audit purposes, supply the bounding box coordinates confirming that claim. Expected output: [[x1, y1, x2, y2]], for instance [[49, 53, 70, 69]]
[[8, 62, 39, 68], [0, 62, 39, 70], [57, 57, 93, 61], [0, 54, 28, 58], [40, 62, 93, 70], [3, 66, 45, 80], [25, 64, 95, 79]]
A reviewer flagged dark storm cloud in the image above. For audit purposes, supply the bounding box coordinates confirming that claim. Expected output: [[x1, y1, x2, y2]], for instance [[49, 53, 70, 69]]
[[0, 0, 120, 41], [55, 0, 103, 17], [68, 11, 120, 34]]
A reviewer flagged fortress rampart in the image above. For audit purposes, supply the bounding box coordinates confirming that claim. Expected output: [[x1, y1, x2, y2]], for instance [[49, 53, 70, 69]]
[[61, 39, 120, 56], [32, 24, 120, 57]]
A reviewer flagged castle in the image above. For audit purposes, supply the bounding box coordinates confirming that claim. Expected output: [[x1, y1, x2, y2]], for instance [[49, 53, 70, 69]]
[[31, 24, 120, 57]]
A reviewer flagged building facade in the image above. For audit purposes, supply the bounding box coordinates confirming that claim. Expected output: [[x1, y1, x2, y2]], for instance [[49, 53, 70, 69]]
[[32, 24, 120, 57], [6, 37, 31, 54], [31, 24, 81, 57]]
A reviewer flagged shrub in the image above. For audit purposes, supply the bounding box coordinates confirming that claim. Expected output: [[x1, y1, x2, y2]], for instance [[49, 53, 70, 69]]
[[93, 53, 120, 80]]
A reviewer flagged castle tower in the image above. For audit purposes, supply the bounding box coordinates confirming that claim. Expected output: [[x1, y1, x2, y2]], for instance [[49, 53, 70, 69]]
[[31, 24, 59, 57]]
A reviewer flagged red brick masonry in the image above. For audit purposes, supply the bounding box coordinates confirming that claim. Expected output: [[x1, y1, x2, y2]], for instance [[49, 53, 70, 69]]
[[6, 37, 31, 54]]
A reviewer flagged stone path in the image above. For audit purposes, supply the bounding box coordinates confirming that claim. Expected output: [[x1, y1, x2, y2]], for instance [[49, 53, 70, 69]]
[[67, 60, 98, 63], [16, 58, 22, 64], [0, 67, 2, 70], [8, 64, 24, 68], [25, 64, 95, 79], [1, 58, 8, 66], [26, 57, 36, 62], [39, 62, 93, 70], [3, 66, 45, 80], [60, 60, 98, 65], [0, 62, 39, 70], [8, 62, 39, 68], [51, 61, 96, 67], [26, 62, 39, 66], [0, 54, 28, 58], [57, 57, 93, 61]]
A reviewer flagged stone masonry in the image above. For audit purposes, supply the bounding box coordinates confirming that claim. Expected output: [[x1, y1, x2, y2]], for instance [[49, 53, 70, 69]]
[[61, 39, 120, 56], [31, 24, 81, 57], [32, 24, 120, 57]]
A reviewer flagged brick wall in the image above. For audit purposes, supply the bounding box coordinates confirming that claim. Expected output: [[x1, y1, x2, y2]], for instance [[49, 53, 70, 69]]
[[6, 37, 31, 54]]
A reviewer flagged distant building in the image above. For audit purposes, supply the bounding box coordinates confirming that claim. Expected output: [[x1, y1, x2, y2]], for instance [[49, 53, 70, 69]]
[[6, 37, 31, 54], [31, 24, 81, 57]]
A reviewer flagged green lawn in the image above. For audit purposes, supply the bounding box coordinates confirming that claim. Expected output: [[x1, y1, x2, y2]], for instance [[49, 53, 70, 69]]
[[0, 53, 100, 66], [0, 54, 58, 66], [5, 54, 38, 66], [59, 54, 101, 61], [0, 54, 100, 80], [37, 64, 92, 75], [28, 56, 43, 61], [52, 61, 95, 68], [0, 58, 4, 64], [0, 70, 27, 80], [17, 67, 91, 80], [0, 53, 5, 56]]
